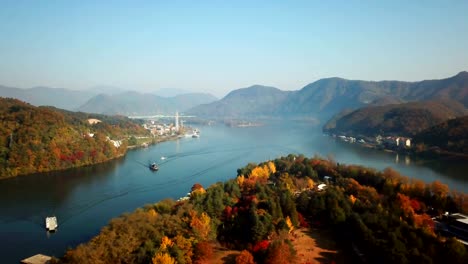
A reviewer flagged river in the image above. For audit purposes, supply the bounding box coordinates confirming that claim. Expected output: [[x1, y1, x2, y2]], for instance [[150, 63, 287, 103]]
[[0, 121, 467, 263]]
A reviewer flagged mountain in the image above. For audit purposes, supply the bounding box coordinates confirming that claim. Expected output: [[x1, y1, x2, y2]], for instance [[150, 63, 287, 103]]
[[412, 115, 468, 155], [0, 97, 150, 178], [188, 72, 468, 121], [88, 85, 126, 95], [0, 85, 97, 110], [77, 91, 217, 115], [153, 88, 190, 97], [187, 85, 291, 119], [322, 100, 468, 137]]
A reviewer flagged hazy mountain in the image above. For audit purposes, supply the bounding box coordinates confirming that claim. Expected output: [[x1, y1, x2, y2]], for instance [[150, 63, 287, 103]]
[[322, 100, 468, 137], [77, 91, 217, 115], [88, 85, 126, 95], [188, 72, 468, 121], [0, 85, 97, 110], [153, 88, 190, 97], [188, 85, 291, 119]]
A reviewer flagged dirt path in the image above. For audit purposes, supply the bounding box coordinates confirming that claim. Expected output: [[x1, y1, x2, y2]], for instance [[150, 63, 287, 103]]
[[291, 227, 342, 264], [209, 227, 344, 264]]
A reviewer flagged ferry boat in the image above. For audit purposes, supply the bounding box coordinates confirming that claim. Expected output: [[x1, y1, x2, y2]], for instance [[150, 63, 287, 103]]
[[45, 216, 58, 232]]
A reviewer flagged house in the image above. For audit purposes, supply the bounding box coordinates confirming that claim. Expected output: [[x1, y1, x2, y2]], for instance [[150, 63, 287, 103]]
[[446, 213, 468, 243], [405, 138, 411, 147], [317, 183, 327, 191]]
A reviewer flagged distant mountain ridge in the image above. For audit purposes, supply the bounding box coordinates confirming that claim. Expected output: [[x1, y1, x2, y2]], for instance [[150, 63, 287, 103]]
[[2, 71, 467, 118], [0, 85, 217, 115], [188, 71, 468, 121], [188, 85, 291, 118], [0, 85, 97, 111], [77, 91, 218, 115]]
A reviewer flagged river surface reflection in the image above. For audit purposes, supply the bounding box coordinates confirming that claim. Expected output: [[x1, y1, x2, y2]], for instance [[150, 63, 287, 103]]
[[0, 121, 466, 263]]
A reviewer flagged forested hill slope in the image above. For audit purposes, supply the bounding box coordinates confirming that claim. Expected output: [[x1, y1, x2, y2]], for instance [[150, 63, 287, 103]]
[[323, 100, 467, 137], [413, 115, 468, 155], [62, 155, 468, 264], [0, 97, 150, 178]]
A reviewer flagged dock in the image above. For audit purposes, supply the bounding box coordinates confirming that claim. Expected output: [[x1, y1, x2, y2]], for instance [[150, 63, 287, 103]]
[[45, 216, 58, 232]]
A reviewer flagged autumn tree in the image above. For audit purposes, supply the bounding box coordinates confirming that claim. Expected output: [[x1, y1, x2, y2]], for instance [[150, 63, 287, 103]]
[[235, 250, 255, 264]]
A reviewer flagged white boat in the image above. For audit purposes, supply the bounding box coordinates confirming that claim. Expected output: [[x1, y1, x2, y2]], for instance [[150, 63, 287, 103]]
[[45, 216, 58, 232]]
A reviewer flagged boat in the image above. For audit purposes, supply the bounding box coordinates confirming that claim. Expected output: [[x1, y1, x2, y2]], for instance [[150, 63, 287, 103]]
[[45, 216, 58, 232], [149, 163, 159, 171], [160, 156, 166, 160], [192, 134, 200, 138]]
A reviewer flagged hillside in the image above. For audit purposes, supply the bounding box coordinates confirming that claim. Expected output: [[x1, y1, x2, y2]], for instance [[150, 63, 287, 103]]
[[0, 85, 97, 111], [188, 85, 291, 118], [322, 100, 467, 137], [412, 115, 468, 155], [0, 98, 151, 178], [188, 72, 468, 121], [77, 91, 217, 115], [61, 155, 468, 264]]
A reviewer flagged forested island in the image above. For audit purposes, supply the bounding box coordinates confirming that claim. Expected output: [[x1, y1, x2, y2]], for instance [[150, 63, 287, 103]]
[[60, 155, 468, 264], [0, 98, 152, 179]]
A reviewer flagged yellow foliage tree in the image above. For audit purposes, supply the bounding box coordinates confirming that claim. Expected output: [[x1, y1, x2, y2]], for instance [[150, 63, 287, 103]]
[[237, 175, 245, 187], [148, 208, 158, 218], [152, 252, 176, 264], [250, 166, 269, 181], [285, 216, 294, 233], [174, 235, 194, 264], [307, 178, 315, 189], [267, 161, 276, 174], [190, 210, 212, 241], [160, 236, 174, 251]]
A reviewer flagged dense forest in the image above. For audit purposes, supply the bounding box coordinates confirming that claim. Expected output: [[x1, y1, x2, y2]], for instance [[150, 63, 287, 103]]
[[0, 98, 151, 178], [61, 155, 468, 264], [323, 100, 467, 137], [413, 115, 468, 155]]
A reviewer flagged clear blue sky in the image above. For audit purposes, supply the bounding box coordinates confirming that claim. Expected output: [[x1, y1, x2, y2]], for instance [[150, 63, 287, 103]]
[[1, 0, 467, 97]]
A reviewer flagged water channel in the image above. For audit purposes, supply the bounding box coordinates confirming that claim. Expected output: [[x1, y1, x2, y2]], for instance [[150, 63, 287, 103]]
[[0, 121, 467, 263]]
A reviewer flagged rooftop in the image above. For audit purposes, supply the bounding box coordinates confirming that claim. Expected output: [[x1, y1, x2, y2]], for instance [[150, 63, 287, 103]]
[[21, 254, 51, 264], [450, 213, 468, 225]]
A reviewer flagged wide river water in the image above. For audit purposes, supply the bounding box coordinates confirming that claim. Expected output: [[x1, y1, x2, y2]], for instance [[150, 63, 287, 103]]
[[1, 121, 467, 263]]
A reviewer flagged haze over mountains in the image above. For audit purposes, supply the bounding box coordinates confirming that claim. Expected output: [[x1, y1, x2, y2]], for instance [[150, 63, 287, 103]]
[[77, 92, 217, 116], [0, 85, 217, 115], [1, 71, 467, 119]]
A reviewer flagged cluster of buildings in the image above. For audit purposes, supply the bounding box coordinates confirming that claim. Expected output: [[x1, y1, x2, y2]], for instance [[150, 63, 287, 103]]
[[375, 135, 411, 148], [142, 112, 184, 136], [334, 134, 412, 150]]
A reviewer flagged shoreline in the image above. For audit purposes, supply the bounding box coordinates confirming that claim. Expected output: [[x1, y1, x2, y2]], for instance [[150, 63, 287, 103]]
[[0, 134, 181, 180]]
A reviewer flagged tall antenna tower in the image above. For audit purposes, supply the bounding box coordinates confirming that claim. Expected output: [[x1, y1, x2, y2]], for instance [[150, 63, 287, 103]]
[[175, 111, 179, 132]]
